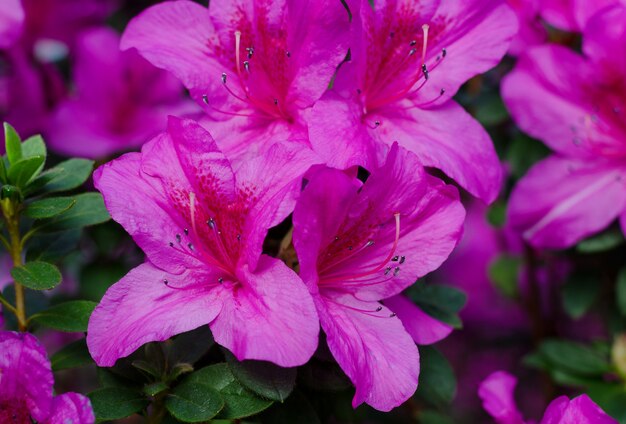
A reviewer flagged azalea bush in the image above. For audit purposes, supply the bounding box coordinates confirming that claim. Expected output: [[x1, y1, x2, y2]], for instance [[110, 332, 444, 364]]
[[0, 0, 625, 423]]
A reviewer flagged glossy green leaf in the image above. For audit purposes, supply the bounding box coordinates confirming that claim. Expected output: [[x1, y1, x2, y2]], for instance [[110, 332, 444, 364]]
[[165, 382, 224, 422], [617, 268, 626, 317], [186, 363, 273, 419], [27, 158, 94, 195], [88, 388, 148, 421], [415, 347, 456, 407], [21, 134, 46, 158], [538, 339, 610, 376], [26, 229, 82, 262], [11, 261, 62, 290], [51, 338, 93, 371], [144, 381, 169, 397], [488, 255, 521, 299], [226, 352, 296, 402], [408, 284, 467, 328], [24, 197, 76, 219], [8, 155, 45, 187], [577, 229, 625, 253], [38, 193, 109, 232], [562, 274, 599, 319], [4, 122, 22, 164], [31, 300, 97, 332]]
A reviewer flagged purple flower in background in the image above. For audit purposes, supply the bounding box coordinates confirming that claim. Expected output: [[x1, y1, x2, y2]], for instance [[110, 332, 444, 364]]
[[0, 331, 94, 423], [48, 27, 196, 158], [506, 0, 547, 56], [308, 0, 518, 203], [88, 117, 319, 367], [121, 0, 351, 160], [504, 4, 626, 248], [0, 0, 24, 49], [292, 144, 465, 411], [479, 371, 617, 423], [539, 0, 626, 32]]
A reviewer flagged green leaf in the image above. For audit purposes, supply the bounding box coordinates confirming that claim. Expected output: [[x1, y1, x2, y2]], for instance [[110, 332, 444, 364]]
[[562, 274, 600, 319], [4, 122, 22, 164], [88, 388, 148, 421], [21, 134, 46, 158], [226, 352, 296, 402], [144, 381, 169, 397], [486, 200, 506, 228], [617, 268, 626, 317], [186, 363, 273, 419], [24, 197, 76, 219], [26, 229, 82, 262], [0, 156, 8, 183], [165, 382, 224, 422], [37, 193, 109, 232], [27, 158, 94, 195], [577, 228, 625, 253], [506, 133, 551, 179], [538, 339, 610, 376], [50, 338, 93, 371], [473, 93, 509, 127], [30, 300, 97, 332], [415, 347, 456, 407], [167, 325, 214, 365], [11, 261, 62, 290], [488, 255, 521, 299], [408, 284, 467, 328], [8, 155, 45, 187], [418, 410, 455, 424]]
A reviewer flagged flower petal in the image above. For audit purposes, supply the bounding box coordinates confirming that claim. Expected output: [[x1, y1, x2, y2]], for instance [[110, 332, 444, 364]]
[[209, 255, 319, 367], [317, 294, 419, 411], [48, 392, 95, 424], [583, 4, 626, 76], [478, 371, 526, 424], [507, 156, 626, 249], [384, 295, 453, 345], [0, 331, 53, 422], [540, 394, 617, 424], [87, 263, 222, 367], [0, 0, 24, 48]]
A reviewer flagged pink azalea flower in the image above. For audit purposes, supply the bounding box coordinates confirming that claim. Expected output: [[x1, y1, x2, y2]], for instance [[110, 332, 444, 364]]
[[0, 331, 94, 423], [308, 0, 518, 203], [88, 116, 319, 367], [503, 4, 626, 248], [539, 0, 626, 32], [48, 27, 197, 158], [506, 0, 547, 56], [0, 0, 24, 49], [479, 371, 617, 423], [120, 0, 351, 160], [292, 143, 465, 411]]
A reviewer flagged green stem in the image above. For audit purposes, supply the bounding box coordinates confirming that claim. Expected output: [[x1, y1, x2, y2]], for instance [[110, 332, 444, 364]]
[[147, 393, 167, 424], [0, 292, 17, 314], [2, 199, 26, 331]]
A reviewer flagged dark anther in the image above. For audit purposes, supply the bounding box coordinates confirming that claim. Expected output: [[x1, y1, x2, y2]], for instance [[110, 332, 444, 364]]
[[176, 234, 181, 243], [409, 40, 417, 46], [188, 243, 194, 251], [440, 88, 445, 95], [236, 234, 241, 241], [184, 228, 189, 235], [274, 98, 279, 105], [348, 245, 353, 251], [409, 48, 417, 56], [163, 279, 169, 285], [366, 240, 374, 247], [243, 60, 250, 71], [392, 255, 399, 262], [207, 218, 215, 229], [202, 94, 209, 104], [442, 48, 447, 57], [374, 120, 381, 127], [389, 313, 397, 317], [376, 306, 383, 312], [421, 64, 429, 80], [393, 267, 400, 276], [356, 88, 362, 94], [221, 73, 227, 83], [399, 255, 406, 264], [286, 51, 291, 57], [384, 267, 392, 275], [169, 242, 174, 247], [218, 277, 224, 283], [389, 31, 395, 38]]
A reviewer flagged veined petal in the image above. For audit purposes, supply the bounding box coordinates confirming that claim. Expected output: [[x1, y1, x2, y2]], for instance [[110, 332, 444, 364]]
[[0, 0, 24, 48], [317, 294, 419, 412], [478, 371, 526, 424], [384, 295, 453, 345], [87, 263, 222, 367], [48, 393, 95, 424], [583, 4, 626, 77], [540, 394, 617, 424], [0, 332, 53, 422], [507, 156, 626, 249], [209, 255, 318, 367]]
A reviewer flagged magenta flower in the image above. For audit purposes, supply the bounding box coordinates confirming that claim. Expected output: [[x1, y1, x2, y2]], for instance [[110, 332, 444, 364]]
[[0, 0, 24, 48], [292, 144, 465, 411], [503, 4, 626, 248], [539, 0, 625, 32], [88, 117, 319, 367], [0, 331, 94, 423], [384, 294, 453, 345], [506, 0, 547, 56], [120, 0, 351, 160], [479, 371, 617, 423], [308, 0, 518, 203], [48, 27, 196, 158]]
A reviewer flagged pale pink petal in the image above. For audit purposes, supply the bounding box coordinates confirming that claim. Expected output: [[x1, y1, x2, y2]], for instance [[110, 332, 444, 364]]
[[209, 255, 318, 367], [507, 156, 626, 249], [501, 45, 599, 157], [94, 149, 202, 274], [0, 332, 53, 422], [0, 0, 24, 48], [540, 394, 617, 424], [478, 371, 526, 424], [378, 100, 503, 203], [384, 295, 453, 345], [48, 393, 95, 424], [317, 294, 419, 411], [87, 263, 222, 367]]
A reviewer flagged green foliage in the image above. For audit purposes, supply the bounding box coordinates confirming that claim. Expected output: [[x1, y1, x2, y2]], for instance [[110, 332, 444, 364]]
[[165, 382, 225, 422], [88, 388, 149, 421], [10, 261, 62, 290], [30, 300, 97, 332], [4, 123, 23, 165], [407, 283, 467, 328], [488, 254, 521, 299], [577, 228, 625, 253], [24, 197, 76, 219], [225, 351, 297, 402], [617, 268, 626, 317], [51, 338, 93, 371], [36, 192, 109, 232], [26, 158, 93, 196], [415, 347, 457, 408], [562, 274, 600, 319]]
